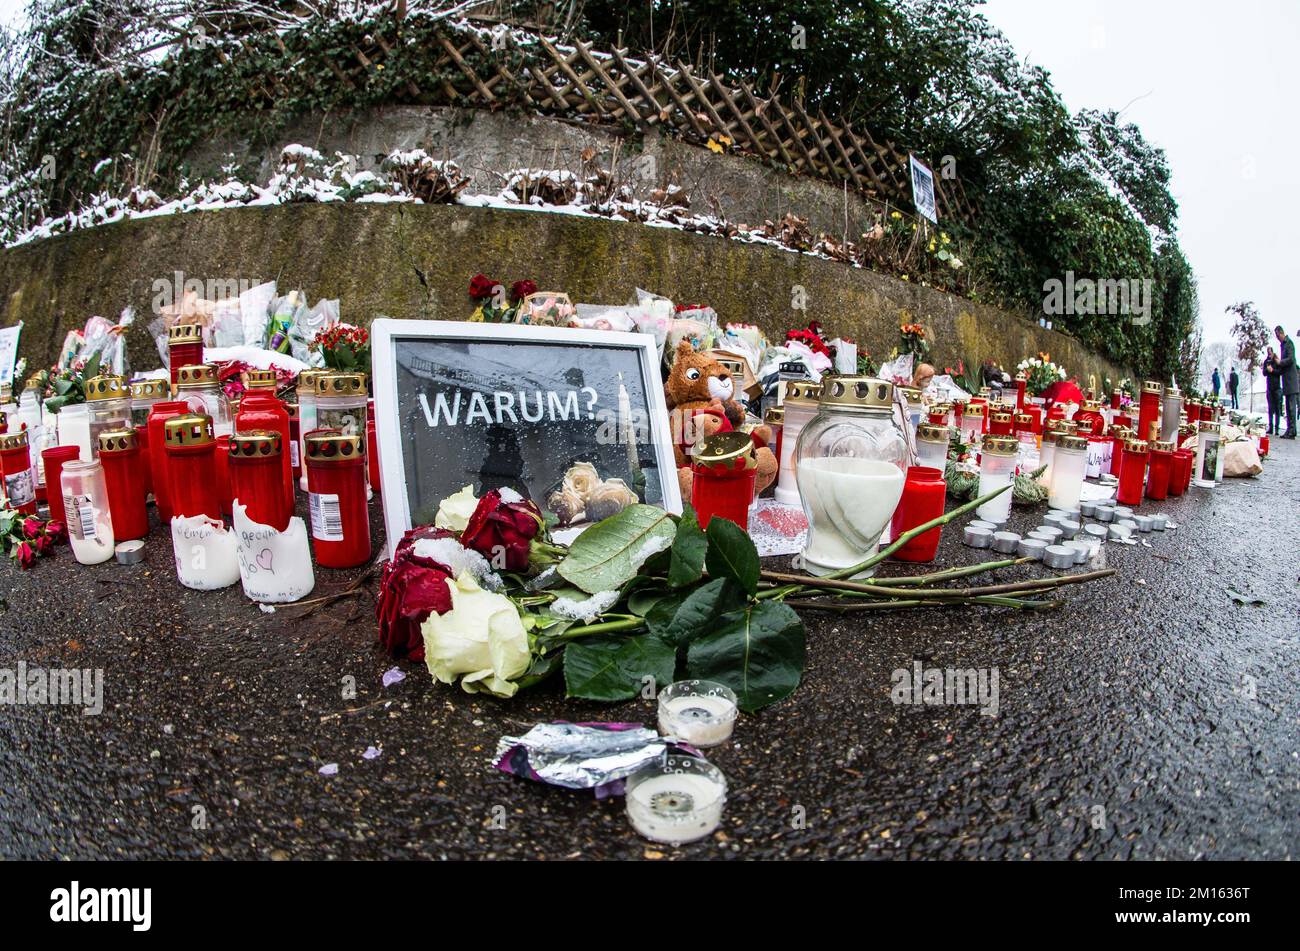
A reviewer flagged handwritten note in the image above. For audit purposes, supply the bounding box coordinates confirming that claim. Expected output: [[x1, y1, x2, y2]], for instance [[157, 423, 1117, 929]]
[[232, 502, 315, 604], [171, 514, 240, 590]]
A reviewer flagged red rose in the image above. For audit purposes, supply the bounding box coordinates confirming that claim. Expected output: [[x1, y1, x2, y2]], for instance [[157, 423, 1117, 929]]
[[22, 516, 42, 539], [460, 489, 543, 572], [45, 520, 67, 542], [32, 533, 53, 555], [468, 274, 499, 300], [509, 280, 537, 303], [15, 541, 36, 569], [375, 525, 458, 661]]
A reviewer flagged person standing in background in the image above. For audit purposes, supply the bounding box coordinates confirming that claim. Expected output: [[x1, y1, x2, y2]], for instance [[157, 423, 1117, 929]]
[[1263, 348, 1282, 435], [1275, 326, 1298, 438], [1228, 366, 1240, 409], [1211, 367, 1221, 399]]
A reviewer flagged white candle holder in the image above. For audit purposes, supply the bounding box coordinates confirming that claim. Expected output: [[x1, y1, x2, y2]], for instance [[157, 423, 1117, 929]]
[[626, 755, 727, 845], [657, 680, 738, 747]]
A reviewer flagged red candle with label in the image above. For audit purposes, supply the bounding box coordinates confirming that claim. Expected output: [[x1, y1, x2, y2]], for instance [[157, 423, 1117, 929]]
[[96, 428, 149, 541], [147, 400, 191, 523], [1110, 390, 1123, 410], [41, 446, 81, 524], [214, 434, 234, 517], [690, 432, 758, 532], [0, 431, 38, 515], [164, 414, 221, 521], [1015, 374, 1027, 410], [235, 370, 293, 511], [166, 323, 204, 387], [1145, 440, 1173, 501], [287, 402, 302, 484], [989, 410, 1014, 437], [1137, 381, 1161, 444], [305, 430, 370, 568], [1168, 447, 1193, 497], [1117, 439, 1148, 507], [229, 430, 293, 532], [890, 466, 946, 562], [1073, 400, 1106, 437], [367, 398, 381, 499]]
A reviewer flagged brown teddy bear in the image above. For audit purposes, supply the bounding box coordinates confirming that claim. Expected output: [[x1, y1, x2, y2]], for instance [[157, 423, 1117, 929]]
[[664, 341, 778, 502]]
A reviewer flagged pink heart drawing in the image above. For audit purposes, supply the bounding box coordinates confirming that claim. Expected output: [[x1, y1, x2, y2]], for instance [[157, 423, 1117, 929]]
[[255, 548, 274, 573]]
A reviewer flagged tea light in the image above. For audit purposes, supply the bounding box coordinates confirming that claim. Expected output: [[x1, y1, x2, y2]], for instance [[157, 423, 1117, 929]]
[[114, 540, 144, 566], [968, 520, 998, 532], [992, 531, 1021, 553], [626, 755, 727, 845], [1094, 506, 1115, 523], [1117, 518, 1138, 530], [1058, 519, 1081, 538], [1083, 523, 1108, 541], [1080, 500, 1098, 517], [1108, 523, 1132, 541], [1043, 511, 1071, 526], [1151, 513, 1168, 531], [1134, 515, 1153, 533], [1018, 537, 1049, 560], [1063, 539, 1090, 564], [1042, 544, 1075, 570], [1113, 506, 1134, 519], [963, 525, 993, 548], [658, 680, 738, 747], [1031, 526, 1063, 542]]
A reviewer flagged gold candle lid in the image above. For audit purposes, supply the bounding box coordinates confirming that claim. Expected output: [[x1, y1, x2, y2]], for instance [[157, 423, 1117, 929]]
[[1152, 439, 1175, 452], [1126, 438, 1149, 452], [97, 428, 138, 453], [244, 368, 278, 389], [963, 401, 985, 417], [315, 373, 367, 397], [982, 435, 1019, 455], [690, 431, 755, 468], [764, 406, 785, 426], [85, 375, 129, 401], [176, 364, 218, 387], [1082, 399, 1102, 411], [305, 430, 365, 460], [167, 322, 203, 345], [229, 430, 282, 458], [164, 413, 215, 447], [917, 423, 949, 443], [818, 376, 893, 409], [1141, 380, 1162, 395], [296, 369, 323, 393], [991, 410, 1014, 424], [1014, 412, 1033, 426], [0, 429, 29, 450], [130, 378, 169, 401], [1108, 424, 1131, 438], [901, 387, 924, 404], [783, 379, 822, 404], [1198, 421, 1220, 434], [1056, 434, 1088, 452], [23, 374, 42, 392]]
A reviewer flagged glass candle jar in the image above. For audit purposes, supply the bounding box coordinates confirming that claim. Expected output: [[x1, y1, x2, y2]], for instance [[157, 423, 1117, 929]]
[[85, 375, 132, 457], [96, 428, 149, 541], [61, 459, 116, 564], [229, 430, 293, 532], [41, 445, 81, 524], [1110, 389, 1123, 411], [989, 410, 1014, 437], [795, 377, 907, 577], [314, 372, 368, 436], [960, 402, 985, 446], [690, 432, 758, 531], [163, 413, 222, 521], [625, 754, 726, 845], [367, 398, 382, 498], [1146, 439, 1173, 501], [902, 387, 925, 439], [927, 403, 950, 427], [1038, 430, 1058, 487], [915, 423, 950, 472], [774, 379, 821, 508], [1085, 434, 1110, 479], [1047, 435, 1088, 513], [1170, 447, 1194, 496], [1117, 439, 1149, 506], [1138, 381, 1162, 444], [761, 405, 783, 498], [129, 378, 169, 496], [1194, 421, 1222, 487], [657, 680, 738, 747], [976, 435, 1020, 524], [146, 400, 191, 524], [214, 434, 234, 517], [235, 382, 293, 512], [295, 369, 323, 491], [167, 323, 204, 386], [176, 364, 233, 437], [0, 430, 38, 514], [57, 402, 92, 460], [890, 466, 946, 562], [1160, 385, 1183, 443], [16, 378, 44, 491], [305, 430, 371, 568]]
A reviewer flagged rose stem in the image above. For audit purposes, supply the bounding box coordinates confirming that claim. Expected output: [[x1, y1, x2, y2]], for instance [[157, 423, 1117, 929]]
[[785, 594, 1063, 613], [759, 567, 1117, 600]]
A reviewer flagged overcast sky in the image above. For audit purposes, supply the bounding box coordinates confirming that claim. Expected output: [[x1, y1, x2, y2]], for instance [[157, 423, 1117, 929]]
[[4, 0, 1296, 355]]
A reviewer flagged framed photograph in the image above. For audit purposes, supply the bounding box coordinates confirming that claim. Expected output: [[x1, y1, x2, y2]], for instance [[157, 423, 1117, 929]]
[[371, 319, 683, 556], [909, 154, 938, 224]]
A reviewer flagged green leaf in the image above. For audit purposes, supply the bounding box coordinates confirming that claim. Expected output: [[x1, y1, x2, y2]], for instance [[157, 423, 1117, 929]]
[[627, 587, 670, 617], [557, 504, 677, 594], [704, 516, 760, 595], [668, 504, 708, 587], [662, 577, 746, 647], [563, 633, 677, 702], [686, 601, 806, 713], [515, 651, 563, 691]]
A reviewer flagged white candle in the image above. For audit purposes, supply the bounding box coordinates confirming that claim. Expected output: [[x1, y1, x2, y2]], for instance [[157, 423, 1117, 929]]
[[658, 681, 738, 747], [626, 756, 727, 845]]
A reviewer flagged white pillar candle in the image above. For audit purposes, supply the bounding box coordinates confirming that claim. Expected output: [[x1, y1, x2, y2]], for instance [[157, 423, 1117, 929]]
[[232, 502, 316, 603], [626, 755, 727, 845]]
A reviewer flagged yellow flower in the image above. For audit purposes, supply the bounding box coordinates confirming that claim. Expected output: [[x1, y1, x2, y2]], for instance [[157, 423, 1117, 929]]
[[890, 211, 902, 220]]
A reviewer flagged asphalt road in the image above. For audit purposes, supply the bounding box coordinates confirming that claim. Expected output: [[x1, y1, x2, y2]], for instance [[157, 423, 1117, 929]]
[[2, 441, 1297, 860]]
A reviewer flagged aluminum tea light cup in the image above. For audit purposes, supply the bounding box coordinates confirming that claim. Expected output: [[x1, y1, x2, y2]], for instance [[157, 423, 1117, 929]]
[[658, 681, 738, 748], [1042, 544, 1076, 570], [1063, 540, 1091, 564], [1083, 523, 1109, 542], [992, 531, 1022, 554], [1151, 513, 1169, 531], [1079, 500, 1098, 518], [1134, 515, 1153, 533], [626, 754, 727, 845], [1108, 523, 1133, 541], [1018, 537, 1049, 560], [968, 520, 999, 532], [1094, 506, 1116, 523], [963, 526, 994, 549], [1057, 519, 1081, 539], [1031, 526, 1063, 543], [1113, 506, 1134, 519]]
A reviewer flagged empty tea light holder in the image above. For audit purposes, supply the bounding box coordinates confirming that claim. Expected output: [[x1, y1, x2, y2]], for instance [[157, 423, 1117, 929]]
[[626, 754, 727, 845], [658, 680, 738, 747]]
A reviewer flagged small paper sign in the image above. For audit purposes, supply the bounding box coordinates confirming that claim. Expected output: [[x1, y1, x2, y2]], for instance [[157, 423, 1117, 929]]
[[171, 514, 240, 590], [232, 502, 316, 604]]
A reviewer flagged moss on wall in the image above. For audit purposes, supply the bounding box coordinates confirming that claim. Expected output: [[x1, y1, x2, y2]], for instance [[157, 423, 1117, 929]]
[[0, 203, 1129, 385]]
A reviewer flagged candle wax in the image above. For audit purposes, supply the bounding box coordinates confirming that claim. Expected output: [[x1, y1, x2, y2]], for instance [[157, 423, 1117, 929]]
[[799, 457, 904, 577], [626, 772, 726, 845], [658, 694, 737, 747]]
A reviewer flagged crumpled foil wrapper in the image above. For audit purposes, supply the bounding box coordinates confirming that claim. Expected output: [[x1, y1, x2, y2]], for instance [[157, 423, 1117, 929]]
[[494, 721, 696, 798]]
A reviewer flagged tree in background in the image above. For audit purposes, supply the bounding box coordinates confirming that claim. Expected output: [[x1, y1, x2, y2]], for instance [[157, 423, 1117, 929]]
[[1227, 301, 1270, 412]]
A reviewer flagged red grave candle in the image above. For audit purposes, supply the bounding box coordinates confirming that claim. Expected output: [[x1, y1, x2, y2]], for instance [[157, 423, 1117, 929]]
[[1116, 439, 1148, 507], [1015, 374, 1027, 410], [890, 466, 946, 563], [0, 430, 38, 515], [1109, 426, 1130, 478], [367, 398, 381, 499], [287, 402, 302, 484], [690, 432, 758, 532], [214, 434, 234, 517], [235, 374, 293, 512], [166, 323, 204, 387], [1073, 400, 1106, 437], [1170, 448, 1194, 496], [989, 410, 1014, 437], [229, 430, 293, 532], [1145, 440, 1173, 501], [147, 400, 191, 523], [1137, 381, 1161, 444], [163, 414, 221, 521], [305, 430, 371, 568], [1110, 390, 1123, 410], [41, 445, 81, 525], [96, 428, 149, 541]]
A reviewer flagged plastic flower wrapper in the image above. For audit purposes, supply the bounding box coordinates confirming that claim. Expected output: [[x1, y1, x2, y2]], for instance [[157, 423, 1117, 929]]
[[460, 487, 565, 573], [434, 484, 478, 532], [422, 571, 531, 698]]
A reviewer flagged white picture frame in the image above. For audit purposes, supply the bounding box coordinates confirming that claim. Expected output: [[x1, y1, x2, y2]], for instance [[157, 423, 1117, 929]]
[[909, 155, 938, 224], [371, 318, 683, 557]]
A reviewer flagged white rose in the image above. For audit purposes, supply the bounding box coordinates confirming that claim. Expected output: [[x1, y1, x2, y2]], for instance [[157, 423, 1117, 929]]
[[422, 572, 531, 698], [434, 484, 478, 532]]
